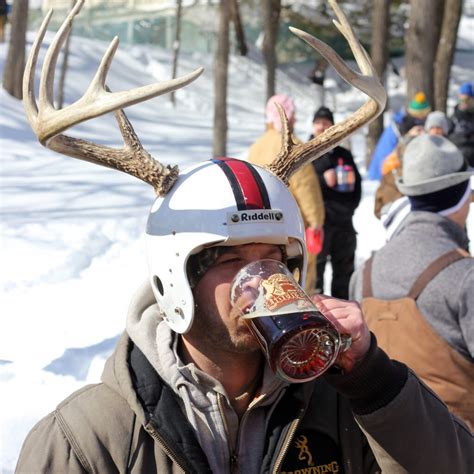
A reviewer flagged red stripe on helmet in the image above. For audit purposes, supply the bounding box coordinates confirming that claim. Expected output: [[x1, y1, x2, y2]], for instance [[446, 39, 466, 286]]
[[219, 158, 267, 210]]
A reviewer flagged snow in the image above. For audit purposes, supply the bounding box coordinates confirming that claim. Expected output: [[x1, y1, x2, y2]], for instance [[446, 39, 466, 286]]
[[1, 13, 473, 473]]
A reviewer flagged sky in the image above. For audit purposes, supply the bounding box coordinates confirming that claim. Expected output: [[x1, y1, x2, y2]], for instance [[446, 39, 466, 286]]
[[0, 12, 473, 473]]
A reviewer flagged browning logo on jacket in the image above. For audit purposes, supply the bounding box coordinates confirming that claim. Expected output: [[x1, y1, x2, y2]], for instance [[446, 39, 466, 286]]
[[280, 429, 343, 474]]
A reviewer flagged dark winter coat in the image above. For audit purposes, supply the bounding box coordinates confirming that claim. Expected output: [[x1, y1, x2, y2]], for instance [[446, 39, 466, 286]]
[[311, 144, 362, 228], [450, 105, 474, 166], [16, 330, 474, 473], [398, 114, 425, 136]]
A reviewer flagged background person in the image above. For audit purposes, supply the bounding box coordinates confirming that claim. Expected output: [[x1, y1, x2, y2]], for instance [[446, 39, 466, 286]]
[[248, 94, 325, 292], [373, 135, 416, 240], [367, 92, 431, 180], [351, 135, 474, 430], [450, 82, 474, 166], [373, 108, 448, 227], [310, 106, 361, 299], [424, 110, 451, 137]]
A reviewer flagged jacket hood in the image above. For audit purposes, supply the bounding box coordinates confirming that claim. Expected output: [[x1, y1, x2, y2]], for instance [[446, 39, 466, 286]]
[[101, 280, 168, 425], [124, 280, 288, 402], [125, 279, 166, 375], [101, 333, 148, 425]]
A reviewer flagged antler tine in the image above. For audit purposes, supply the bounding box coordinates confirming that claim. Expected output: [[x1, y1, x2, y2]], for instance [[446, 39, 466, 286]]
[[267, 0, 387, 182], [23, 8, 53, 124], [27, 0, 204, 144], [329, 0, 372, 76], [39, 0, 84, 111], [23, 0, 204, 196], [86, 35, 119, 95], [274, 102, 294, 177]]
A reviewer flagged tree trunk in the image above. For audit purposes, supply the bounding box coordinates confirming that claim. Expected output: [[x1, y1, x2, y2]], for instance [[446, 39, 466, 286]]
[[262, 0, 281, 102], [230, 0, 247, 56], [213, 0, 229, 158], [405, 0, 444, 106], [367, 0, 391, 167], [0, 0, 7, 43], [3, 0, 28, 99], [170, 0, 183, 106], [434, 0, 462, 112]]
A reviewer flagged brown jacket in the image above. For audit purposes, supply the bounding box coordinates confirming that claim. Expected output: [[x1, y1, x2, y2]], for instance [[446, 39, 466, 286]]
[[374, 170, 403, 219], [361, 246, 474, 430], [16, 329, 474, 473], [248, 126, 325, 290]]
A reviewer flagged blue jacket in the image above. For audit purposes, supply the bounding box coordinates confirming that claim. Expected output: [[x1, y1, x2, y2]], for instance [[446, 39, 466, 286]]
[[367, 112, 404, 180]]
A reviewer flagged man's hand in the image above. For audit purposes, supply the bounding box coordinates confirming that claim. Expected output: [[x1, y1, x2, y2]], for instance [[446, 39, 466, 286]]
[[312, 294, 371, 374], [407, 125, 424, 137], [323, 168, 337, 187]]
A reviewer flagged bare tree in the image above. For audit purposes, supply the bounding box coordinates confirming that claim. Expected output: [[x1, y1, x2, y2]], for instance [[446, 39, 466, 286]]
[[262, 0, 281, 102], [213, 0, 230, 157], [230, 0, 247, 56], [170, 0, 183, 106], [367, 0, 391, 166], [405, 0, 444, 106], [0, 0, 7, 43], [434, 0, 463, 112], [3, 0, 28, 99]]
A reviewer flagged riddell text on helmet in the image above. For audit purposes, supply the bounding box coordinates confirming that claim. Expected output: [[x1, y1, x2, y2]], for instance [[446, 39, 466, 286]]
[[228, 210, 284, 224]]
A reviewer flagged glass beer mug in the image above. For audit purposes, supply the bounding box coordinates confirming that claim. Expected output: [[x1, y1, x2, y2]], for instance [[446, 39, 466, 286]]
[[230, 259, 351, 383]]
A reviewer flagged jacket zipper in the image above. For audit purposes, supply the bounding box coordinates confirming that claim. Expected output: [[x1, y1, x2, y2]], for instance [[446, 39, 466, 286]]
[[217, 393, 239, 473], [144, 422, 189, 473], [271, 417, 302, 474]]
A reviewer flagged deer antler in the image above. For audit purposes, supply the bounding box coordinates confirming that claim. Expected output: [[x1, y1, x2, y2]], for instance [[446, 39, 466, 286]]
[[23, 0, 204, 195], [267, 0, 387, 184]]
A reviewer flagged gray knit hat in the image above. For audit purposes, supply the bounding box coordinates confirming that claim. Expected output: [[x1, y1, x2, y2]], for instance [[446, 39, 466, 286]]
[[424, 111, 449, 136], [396, 135, 474, 196]]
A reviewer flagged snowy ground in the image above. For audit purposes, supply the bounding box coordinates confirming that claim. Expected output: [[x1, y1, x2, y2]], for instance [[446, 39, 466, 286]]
[[1, 13, 473, 473]]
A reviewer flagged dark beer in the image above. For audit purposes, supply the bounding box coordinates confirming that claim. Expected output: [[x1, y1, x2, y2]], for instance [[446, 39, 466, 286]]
[[232, 259, 350, 383], [244, 310, 341, 383]]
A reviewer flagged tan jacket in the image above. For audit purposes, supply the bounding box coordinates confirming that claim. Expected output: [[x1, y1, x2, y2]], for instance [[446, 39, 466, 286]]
[[248, 126, 325, 229], [248, 126, 325, 291]]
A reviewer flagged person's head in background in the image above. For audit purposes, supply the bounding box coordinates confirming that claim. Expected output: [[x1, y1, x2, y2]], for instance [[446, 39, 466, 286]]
[[400, 92, 431, 136], [407, 92, 431, 120], [458, 82, 474, 111], [424, 111, 450, 137], [266, 94, 296, 133], [397, 135, 473, 229], [312, 106, 334, 137]]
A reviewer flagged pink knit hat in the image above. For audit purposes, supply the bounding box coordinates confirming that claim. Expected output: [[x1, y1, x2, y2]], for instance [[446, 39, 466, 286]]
[[265, 94, 296, 133]]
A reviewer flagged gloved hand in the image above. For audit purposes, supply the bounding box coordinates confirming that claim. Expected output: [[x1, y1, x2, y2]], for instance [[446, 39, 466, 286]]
[[306, 226, 324, 255]]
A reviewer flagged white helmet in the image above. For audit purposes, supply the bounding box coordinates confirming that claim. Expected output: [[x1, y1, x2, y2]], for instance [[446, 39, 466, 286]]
[[145, 157, 307, 333]]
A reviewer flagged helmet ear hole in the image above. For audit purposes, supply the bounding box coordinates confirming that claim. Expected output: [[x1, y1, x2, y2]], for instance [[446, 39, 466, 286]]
[[153, 275, 164, 296]]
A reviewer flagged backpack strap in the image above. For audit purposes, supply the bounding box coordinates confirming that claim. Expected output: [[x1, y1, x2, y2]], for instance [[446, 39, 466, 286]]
[[408, 248, 471, 300], [362, 254, 375, 298]]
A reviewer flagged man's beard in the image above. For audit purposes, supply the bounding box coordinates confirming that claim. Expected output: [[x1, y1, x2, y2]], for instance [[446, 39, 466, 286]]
[[192, 306, 261, 355]]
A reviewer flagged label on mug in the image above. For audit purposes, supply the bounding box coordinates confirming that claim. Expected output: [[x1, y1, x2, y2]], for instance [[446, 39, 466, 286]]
[[262, 273, 308, 311]]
